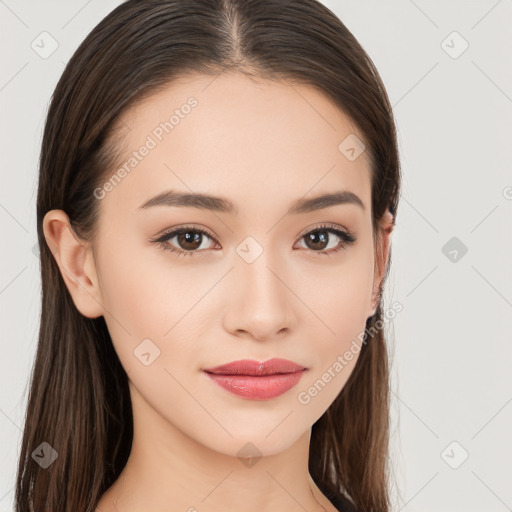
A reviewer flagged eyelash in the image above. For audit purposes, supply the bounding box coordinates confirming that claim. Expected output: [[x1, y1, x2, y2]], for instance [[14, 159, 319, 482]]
[[152, 223, 356, 258]]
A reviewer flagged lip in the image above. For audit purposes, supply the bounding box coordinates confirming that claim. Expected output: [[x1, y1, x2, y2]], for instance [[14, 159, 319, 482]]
[[203, 358, 308, 400], [204, 358, 307, 375]]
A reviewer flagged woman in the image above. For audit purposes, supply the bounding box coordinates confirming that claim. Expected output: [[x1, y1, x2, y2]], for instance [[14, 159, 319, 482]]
[[16, 1, 401, 511]]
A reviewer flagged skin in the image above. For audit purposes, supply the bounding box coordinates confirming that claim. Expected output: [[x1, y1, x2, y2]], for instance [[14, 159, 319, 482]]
[[43, 71, 393, 512]]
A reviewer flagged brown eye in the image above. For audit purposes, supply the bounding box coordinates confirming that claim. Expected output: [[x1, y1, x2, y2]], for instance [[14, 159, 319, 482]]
[[296, 225, 356, 255], [154, 226, 217, 257], [152, 223, 356, 259], [303, 230, 330, 251], [175, 230, 204, 250]]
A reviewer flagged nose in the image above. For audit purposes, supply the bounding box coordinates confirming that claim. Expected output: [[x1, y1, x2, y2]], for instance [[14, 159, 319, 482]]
[[222, 252, 296, 342]]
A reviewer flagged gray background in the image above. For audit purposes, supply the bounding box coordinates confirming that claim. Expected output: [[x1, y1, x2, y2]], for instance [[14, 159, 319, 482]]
[[1, 1, 511, 511]]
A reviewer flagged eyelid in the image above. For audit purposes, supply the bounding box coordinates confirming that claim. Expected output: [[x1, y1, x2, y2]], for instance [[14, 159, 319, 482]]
[[296, 221, 352, 239], [152, 222, 353, 242], [151, 222, 356, 256], [293, 222, 356, 254], [150, 224, 219, 256], [151, 224, 217, 243]]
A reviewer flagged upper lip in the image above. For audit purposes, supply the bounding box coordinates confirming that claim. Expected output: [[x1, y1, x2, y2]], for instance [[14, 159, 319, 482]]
[[203, 358, 307, 376]]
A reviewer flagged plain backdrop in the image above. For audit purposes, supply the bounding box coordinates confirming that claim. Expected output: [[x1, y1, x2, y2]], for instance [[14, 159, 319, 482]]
[[1, 1, 511, 511]]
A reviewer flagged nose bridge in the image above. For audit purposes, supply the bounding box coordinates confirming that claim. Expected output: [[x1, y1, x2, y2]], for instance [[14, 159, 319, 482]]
[[224, 238, 295, 339], [240, 249, 283, 301]]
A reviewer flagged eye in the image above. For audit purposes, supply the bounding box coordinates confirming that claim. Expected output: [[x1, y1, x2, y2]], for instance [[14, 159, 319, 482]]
[[151, 223, 356, 258], [152, 226, 219, 258], [295, 223, 356, 256]]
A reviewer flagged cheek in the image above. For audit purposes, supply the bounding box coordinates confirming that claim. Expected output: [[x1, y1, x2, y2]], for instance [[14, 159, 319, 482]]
[[95, 228, 203, 330], [96, 250, 160, 330], [293, 245, 374, 407], [94, 232, 219, 374], [295, 242, 374, 341], [326, 263, 373, 339]]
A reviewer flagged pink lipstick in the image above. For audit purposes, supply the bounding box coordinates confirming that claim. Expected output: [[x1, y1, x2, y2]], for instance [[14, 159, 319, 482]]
[[203, 358, 307, 400]]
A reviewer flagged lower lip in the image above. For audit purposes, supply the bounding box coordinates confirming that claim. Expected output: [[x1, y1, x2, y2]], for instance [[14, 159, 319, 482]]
[[204, 370, 306, 400]]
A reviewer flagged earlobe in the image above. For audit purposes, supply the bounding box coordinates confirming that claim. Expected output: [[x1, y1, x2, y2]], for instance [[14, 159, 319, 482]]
[[42, 210, 104, 319]]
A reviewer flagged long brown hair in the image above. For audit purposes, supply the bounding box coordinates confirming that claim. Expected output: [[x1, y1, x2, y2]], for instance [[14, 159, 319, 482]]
[[16, 1, 401, 510]]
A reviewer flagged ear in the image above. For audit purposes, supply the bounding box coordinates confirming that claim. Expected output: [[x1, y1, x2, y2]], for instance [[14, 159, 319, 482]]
[[368, 209, 394, 318], [42, 210, 104, 319]]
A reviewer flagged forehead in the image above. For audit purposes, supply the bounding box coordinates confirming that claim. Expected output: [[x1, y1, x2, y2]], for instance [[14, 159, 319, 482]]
[[99, 71, 372, 219]]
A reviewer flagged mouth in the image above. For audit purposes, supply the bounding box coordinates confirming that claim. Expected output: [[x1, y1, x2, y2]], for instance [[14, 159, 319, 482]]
[[202, 358, 308, 400], [203, 358, 307, 376]]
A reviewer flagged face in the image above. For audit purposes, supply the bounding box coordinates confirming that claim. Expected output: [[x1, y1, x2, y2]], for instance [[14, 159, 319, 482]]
[[47, 71, 385, 458]]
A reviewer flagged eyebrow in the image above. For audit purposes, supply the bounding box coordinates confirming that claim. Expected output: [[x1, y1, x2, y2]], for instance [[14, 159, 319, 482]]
[[138, 189, 365, 215]]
